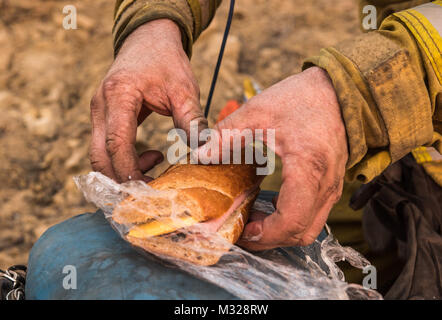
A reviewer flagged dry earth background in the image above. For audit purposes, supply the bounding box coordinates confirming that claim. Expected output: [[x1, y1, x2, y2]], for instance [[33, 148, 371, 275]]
[[0, 0, 361, 268]]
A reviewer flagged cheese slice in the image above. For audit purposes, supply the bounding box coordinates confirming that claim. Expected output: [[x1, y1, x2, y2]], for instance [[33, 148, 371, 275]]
[[128, 216, 199, 238]]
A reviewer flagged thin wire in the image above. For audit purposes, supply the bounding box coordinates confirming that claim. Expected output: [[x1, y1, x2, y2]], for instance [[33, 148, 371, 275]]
[[204, 0, 235, 119]]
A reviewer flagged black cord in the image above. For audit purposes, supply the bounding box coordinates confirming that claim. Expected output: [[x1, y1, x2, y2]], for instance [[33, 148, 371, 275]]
[[204, 0, 235, 119]]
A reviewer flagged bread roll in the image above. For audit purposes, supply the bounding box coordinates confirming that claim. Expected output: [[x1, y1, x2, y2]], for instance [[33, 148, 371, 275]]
[[112, 162, 261, 266]]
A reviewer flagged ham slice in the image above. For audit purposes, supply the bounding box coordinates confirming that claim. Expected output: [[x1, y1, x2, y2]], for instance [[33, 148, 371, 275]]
[[112, 160, 263, 265], [194, 185, 260, 234]]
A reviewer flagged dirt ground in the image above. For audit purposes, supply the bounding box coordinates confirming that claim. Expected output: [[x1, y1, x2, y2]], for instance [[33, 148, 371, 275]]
[[0, 0, 361, 268]]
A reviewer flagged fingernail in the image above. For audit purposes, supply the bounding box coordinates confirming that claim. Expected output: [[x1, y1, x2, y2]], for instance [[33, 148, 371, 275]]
[[241, 222, 263, 242], [142, 175, 153, 183]]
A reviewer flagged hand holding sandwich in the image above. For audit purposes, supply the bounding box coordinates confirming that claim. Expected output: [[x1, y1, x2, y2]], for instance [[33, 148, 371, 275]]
[[198, 67, 348, 250], [89, 19, 207, 183], [91, 18, 348, 251]]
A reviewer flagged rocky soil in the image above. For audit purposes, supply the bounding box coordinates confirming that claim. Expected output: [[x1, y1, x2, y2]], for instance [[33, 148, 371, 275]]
[[0, 0, 361, 268]]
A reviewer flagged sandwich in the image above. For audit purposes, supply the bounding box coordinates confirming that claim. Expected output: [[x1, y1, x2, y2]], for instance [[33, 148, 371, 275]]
[[111, 161, 262, 266]]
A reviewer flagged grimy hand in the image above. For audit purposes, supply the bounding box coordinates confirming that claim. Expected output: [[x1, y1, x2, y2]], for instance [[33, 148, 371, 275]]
[[200, 67, 348, 249], [89, 19, 207, 182]]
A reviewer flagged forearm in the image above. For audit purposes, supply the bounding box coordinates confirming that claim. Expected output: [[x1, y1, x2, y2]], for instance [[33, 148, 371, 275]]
[[113, 0, 222, 57], [304, 1, 442, 183]]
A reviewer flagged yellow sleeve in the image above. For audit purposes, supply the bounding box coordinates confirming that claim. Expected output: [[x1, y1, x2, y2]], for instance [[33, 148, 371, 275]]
[[113, 0, 222, 57], [304, 1, 442, 185]]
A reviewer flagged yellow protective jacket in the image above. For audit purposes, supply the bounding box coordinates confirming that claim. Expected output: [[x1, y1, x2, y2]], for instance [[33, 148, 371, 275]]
[[113, 0, 442, 186]]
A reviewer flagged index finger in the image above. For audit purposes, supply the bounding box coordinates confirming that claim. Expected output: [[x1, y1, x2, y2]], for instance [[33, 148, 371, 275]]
[[238, 162, 319, 251], [103, 80, 146, 182], [89, 87, 117, 180]]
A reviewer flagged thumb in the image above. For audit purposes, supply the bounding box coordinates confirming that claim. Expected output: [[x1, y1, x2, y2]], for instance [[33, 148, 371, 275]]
[[241, 219, 265, 242], [171, 97, 208, 146], [194, 102, 266, 163], [238, 171, 317, 251], [238, 212, 296, 251]]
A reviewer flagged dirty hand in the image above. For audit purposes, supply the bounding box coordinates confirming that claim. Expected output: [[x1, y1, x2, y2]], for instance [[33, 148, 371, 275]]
[[203, 67, 348, 249], [89, 19, 207, 182]]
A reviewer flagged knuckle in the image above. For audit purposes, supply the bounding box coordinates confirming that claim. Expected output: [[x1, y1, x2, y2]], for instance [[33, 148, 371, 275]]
[[169, 74, 200, 100], [217, 114, 235, 131], [105, 131, 125, 157], [102, 74, 128, 93], [90, 94, 100, 112], [277, 210, 308, 238], [317, 173, 344, 205], [90, 159, 106, 173], [282, 233, 303, 246], [325, 177, 340, 198], [329, 177, 344, 203], [89, 149, 106, 172], [178, 104, 197, 121], [102, 74, 142, 111], [188, 79, 200, 97], [300, 149, 332, 192], [178, 75, 199, 96], [287, 219, 309, 236], [309, 151, 329, 178], [299, 234, 317, 246]]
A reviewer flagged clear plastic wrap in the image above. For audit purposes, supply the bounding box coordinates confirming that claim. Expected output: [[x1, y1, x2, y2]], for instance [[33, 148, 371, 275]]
[[74, 172, 382, 300]]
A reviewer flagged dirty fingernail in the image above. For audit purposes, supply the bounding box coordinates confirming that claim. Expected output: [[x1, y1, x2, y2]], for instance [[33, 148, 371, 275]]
[[241, 222, 263, 242], [142, 175, 153, 183]]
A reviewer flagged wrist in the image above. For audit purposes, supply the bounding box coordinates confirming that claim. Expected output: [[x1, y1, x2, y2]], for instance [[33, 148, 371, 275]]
[[119, 19, 183, 55], [306, 67, 349, 162]]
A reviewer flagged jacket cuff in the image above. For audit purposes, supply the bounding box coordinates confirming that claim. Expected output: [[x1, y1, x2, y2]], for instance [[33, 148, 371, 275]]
[[303, 22, 434, 183], [113, 0, 222, 58], [113, 0, 196, 57]]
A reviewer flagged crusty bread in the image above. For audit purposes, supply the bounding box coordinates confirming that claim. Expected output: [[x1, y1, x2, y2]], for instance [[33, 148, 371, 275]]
[[113, 163, 260, 224], [126, 190, 259, 266], [112, 162, 261, 266]]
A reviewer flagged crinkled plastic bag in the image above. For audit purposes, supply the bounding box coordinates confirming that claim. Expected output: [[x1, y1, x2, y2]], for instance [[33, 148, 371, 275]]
[[74, 172, 382, 300]]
